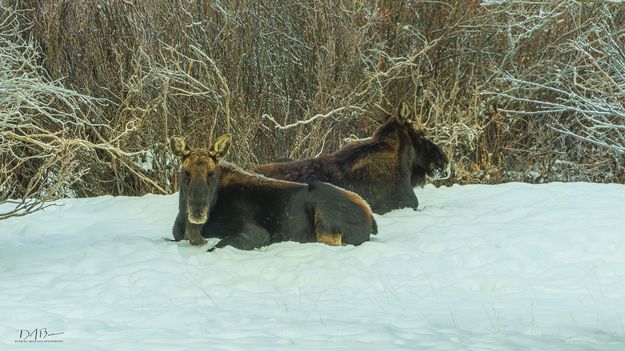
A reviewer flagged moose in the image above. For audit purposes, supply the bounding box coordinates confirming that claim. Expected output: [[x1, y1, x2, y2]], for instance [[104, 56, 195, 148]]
[[251, 101, 450, 214], [171, 134, 377, 251]]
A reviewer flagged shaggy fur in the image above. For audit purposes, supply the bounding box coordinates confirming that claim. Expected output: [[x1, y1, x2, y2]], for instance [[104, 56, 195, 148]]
[[251, 102, 449, 214], [171, 134, 377, 251]]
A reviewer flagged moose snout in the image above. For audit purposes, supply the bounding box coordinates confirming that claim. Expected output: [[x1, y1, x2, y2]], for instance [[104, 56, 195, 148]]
[[187, 206, 208, 224], [428, 162, 452, 181], [187, 182, 210, 224]]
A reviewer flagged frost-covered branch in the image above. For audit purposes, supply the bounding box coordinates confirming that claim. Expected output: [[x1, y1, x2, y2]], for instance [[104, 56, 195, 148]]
[[0, 4, 150, 220], [485, 3, 625, 155], [262, 105, 365, 130]]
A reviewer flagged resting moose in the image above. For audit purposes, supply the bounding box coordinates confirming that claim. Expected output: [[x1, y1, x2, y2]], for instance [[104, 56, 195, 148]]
[[171, 134, 377, 251], [251, 101, 450, 214]]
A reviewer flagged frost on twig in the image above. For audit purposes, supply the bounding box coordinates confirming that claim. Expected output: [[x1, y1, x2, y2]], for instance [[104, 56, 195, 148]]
[[483, 2, 625, 162], [0, 4, 144, 220], [262, 105, 365, 130]]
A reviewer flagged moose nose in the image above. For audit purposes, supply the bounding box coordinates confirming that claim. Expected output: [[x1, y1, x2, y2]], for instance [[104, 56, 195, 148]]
[[188, 207, 208, 224], [439, 163, 452, 180], [428, 163, 452, 181]]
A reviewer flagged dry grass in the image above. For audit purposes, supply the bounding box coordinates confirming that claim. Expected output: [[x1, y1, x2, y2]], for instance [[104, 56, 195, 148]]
[[1, 0, 623, 214]]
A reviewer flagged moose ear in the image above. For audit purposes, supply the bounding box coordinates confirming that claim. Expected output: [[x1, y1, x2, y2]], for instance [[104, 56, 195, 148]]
[[397, 100, 412, 123], [170, 136, 191, 159], [209, 133, 231, 160]]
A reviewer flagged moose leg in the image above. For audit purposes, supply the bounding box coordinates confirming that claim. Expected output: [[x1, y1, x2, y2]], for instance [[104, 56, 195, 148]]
[[186, 223, 207, 246], [359, 184, 418, 214], [210, 223, 271, 251], [396, 183, 419, 210], [316, 231, 343, 246], [313, 210, 343, 247], [403, 189, 419, 210], [172, 212, 187, 241], [200, 222, 230, 239]]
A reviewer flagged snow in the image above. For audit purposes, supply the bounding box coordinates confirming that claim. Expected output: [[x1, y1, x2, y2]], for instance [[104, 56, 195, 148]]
[[1, 182, 625, 350]]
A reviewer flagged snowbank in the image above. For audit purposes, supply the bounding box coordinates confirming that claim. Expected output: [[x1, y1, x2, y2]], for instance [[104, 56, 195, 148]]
[[1, 183, 624, 350]]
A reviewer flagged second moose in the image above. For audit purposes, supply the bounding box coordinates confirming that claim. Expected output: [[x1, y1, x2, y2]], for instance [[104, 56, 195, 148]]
[[252, 101, 450, 214]]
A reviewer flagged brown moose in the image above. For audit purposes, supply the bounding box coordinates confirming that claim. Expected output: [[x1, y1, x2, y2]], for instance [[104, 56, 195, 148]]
[[171, 134, 377, 251], [251, 101, 450, 214]]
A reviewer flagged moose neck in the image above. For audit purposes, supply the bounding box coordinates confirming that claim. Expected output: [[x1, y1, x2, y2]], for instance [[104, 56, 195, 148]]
[[373, 119, 404, 142]]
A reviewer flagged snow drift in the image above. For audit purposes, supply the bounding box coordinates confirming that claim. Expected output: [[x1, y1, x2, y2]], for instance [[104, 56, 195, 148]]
[[1, 183, 624, 350]]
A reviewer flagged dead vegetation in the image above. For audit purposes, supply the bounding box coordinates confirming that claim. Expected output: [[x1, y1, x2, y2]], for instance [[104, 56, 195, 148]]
[[1, 0, 624, 218]]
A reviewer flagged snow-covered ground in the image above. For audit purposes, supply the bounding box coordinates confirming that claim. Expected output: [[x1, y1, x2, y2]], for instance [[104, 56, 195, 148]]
[[1, 182, 625, 350]]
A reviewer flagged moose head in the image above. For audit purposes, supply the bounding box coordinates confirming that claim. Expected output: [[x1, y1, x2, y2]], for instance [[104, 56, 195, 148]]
[[170, 134, 231, 225], [396, 101, 450, 185]]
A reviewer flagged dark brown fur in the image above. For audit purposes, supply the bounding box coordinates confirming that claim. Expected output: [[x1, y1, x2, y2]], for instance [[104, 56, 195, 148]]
[[251, 102, 449, 214], [170, 134, 377, 251]]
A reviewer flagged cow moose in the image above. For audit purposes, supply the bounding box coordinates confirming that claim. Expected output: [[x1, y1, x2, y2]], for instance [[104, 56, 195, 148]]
[[170, 134, 377, 251], [251, 101, 450, 214]]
